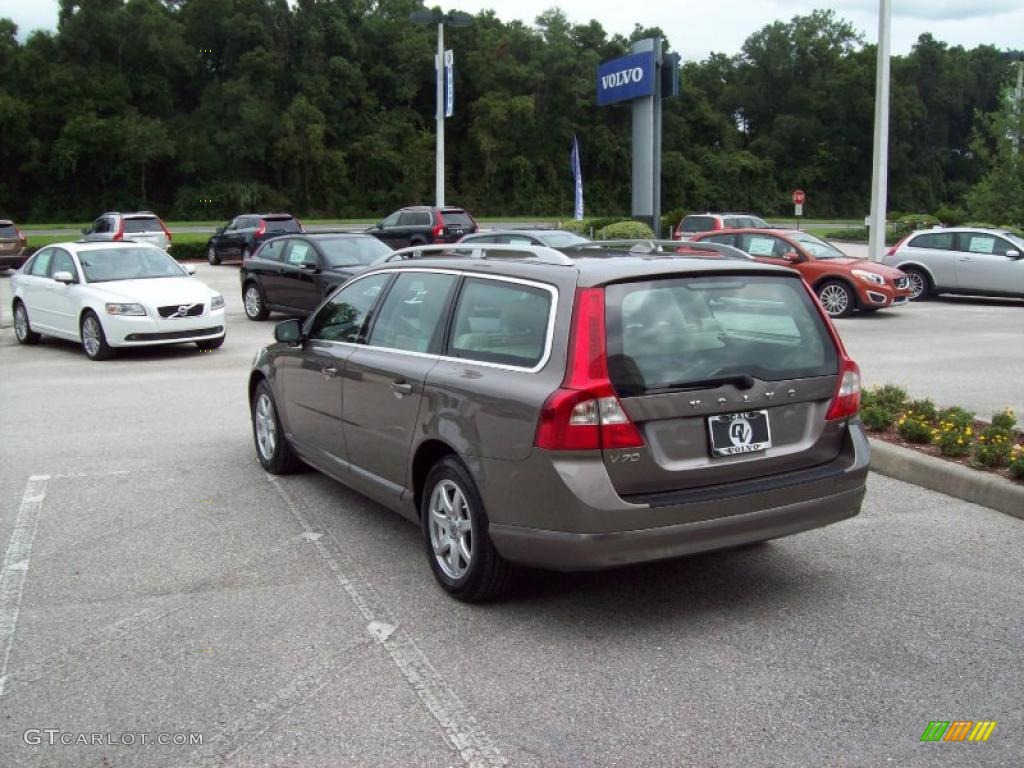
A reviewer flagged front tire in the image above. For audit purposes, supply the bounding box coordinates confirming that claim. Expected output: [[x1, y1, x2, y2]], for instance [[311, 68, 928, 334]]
[[207, 245, 221, 266], [251, 380, 301, 474], [817, 280, 855, 318], [243, 282, 269, 321], [81, 311, 115, 360], [903, 268, 930, 301], [421, 457, 515, 602], [13, 301, 41, 344]]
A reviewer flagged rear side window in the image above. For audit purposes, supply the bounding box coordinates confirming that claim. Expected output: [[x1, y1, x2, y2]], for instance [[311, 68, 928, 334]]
[[441, 210, 473, 228], [0, 223, 17, 237], [449, 278, 551, 368], [256, 239, 286, 262], [736, 234, 786, 257], [262, 217, 300, 234], [681, 216, 715, 233], [123, 217, 160, 233], [368, 272, 458, 353], [908, 232, 954, 250], [284, 241, 314, 265], [605, 276, 837, 396]]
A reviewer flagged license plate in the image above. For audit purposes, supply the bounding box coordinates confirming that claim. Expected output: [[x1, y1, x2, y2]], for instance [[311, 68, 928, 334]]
[[451, 228, 464, 236], [707, 410, 772, 457]]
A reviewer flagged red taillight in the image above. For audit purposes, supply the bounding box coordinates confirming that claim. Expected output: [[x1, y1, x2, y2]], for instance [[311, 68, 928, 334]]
[[112, 218, 124, 241], [159, 218, 172, 243], [885, 234, 910, 257], [826, 357, 861, 420], [16, 228, 25, 241], [713, 219, 723, 230], [255, 219, 267, 237], [535, 288, 645, 451], [431, 211, 446, 242]]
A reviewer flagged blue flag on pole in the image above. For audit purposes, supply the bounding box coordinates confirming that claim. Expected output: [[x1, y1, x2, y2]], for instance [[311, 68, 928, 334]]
[[570, 135, 584, 221]]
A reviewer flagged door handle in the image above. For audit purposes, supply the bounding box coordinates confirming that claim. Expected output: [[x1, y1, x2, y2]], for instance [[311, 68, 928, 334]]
[[391, 380, 413, 395], [321, 366, 338, 377], [958, 257, 972, 262]]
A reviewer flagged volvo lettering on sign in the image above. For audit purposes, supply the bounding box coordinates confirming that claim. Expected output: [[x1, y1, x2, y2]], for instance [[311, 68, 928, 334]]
[[596, 51, 655, 106]]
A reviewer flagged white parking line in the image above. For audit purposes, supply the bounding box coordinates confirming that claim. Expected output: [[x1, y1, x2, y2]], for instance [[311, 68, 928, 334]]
[[267, 475, 508, 768], [0, 475, 49, 696]]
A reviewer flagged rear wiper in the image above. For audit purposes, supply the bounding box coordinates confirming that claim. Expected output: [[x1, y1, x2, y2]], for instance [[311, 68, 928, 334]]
[[646, 374, 756, 394]]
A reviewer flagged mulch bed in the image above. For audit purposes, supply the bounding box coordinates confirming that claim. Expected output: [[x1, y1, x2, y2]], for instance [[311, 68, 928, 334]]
[[866, 418, 1024, 484]]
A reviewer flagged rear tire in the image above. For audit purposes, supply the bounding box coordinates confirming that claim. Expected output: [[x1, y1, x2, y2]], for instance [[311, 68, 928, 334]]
[[251, 380, 301, 474], [903, 268, 931, 301], [196, 335, 225, 351], [80, 311, 115, 360], [243, 282, 269, 321], [816, 280, 855, 318], [207, 245, 221, 266], [421, 457, 515, 602], [13, 301, 41, 344]]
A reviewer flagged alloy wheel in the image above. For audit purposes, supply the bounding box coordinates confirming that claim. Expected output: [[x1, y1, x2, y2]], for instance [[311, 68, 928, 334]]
[[906, 271, 926, 300], [244, 286, 262, 319], [14, 304, 29, 341], [428, 479, 474, 580], [818, 284, 850, 317], [254, 392, 278, 460], [82, 316, 102, 357]]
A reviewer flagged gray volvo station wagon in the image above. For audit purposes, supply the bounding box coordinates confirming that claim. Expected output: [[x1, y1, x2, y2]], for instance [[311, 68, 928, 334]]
[[248, 242, 869, 601]]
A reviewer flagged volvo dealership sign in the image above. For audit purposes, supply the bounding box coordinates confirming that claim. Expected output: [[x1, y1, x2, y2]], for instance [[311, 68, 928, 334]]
[[596, 51, 655, 106]]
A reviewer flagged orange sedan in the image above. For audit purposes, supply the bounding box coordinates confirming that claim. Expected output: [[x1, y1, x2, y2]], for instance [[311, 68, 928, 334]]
[[690, 229, 913, 318]]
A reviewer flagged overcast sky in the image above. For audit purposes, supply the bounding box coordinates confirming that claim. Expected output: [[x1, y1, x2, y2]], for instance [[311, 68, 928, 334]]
[[4, 0, 1021, 60]]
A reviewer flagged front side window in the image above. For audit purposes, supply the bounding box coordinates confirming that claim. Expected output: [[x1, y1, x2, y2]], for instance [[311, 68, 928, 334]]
[[307, 273, 390, 342], [317, 237, 392, 268], [285, 241, 314, 265], [381, 211, 402, 227], [28, 248, 54, 276], [92, 217, 110, 234], [961, 233, 1012, 256], [605, 275, 837, 396], [78, 247, 185, 282], [50, 249, 77, 280], [449, 278, 551, 368], [368, 272, 457, 353]]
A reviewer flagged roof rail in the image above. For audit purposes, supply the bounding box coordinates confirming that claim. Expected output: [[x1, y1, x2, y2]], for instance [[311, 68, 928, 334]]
[[378, 243, 575, 266], [564, 239, 755, 261]]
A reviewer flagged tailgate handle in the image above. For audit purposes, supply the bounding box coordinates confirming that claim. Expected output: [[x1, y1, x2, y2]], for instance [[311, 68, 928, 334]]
[[321, 366, 338, 377], [391, 380, 413, 395]]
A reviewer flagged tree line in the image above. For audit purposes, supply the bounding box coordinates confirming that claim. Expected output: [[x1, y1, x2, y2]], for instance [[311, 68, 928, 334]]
[[0, 0, 1020, 223]]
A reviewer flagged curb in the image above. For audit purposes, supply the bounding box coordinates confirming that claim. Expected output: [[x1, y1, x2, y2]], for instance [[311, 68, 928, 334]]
[[869, 438, 1024, 521]]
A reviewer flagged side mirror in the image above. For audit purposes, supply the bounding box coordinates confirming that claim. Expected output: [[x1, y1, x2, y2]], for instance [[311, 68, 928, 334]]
[[374, 222, 383, 230], [300, 259, 320, 271], [53, 270, 76, 284], [81, 227, 91, 235], [1006, 249, 1021, 259], [183, 264, 196, 275], [784, 251, 801, 262], [274, 318, 303, 344]]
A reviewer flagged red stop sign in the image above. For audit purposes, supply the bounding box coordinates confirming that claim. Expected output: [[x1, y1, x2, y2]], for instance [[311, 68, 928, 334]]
[[792, 189, 806, 205]]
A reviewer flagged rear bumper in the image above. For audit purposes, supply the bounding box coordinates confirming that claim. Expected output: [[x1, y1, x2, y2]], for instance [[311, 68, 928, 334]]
[[480, 423, 869, 571], [0, 251, 27, 269], [490, 485, 863, 570]]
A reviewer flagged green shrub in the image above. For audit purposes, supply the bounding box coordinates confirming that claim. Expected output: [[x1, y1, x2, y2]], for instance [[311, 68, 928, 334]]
[[905, 398, 937, 422], [897, 412, 933, 444], [991, 408, 1017, 431], [894, 214, 941, 234], [1010, 445, 1024, 480], [597, 220, 656, 240], [937, 405, 974, 428], [863, 384, 907, 412], [861, 404, 896, 431], [563, 217, 630, 236], [935, 424, 972, 457], [972, 426, 1013, 468], [934, 206, 968, 226], [169, 242, 209, 261]]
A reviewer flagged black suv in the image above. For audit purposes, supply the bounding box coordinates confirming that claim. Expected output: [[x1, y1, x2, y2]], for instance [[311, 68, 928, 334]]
[[207, 213, 303, 265], [239, 233, 393, 320], [369, 206, 477, 249]]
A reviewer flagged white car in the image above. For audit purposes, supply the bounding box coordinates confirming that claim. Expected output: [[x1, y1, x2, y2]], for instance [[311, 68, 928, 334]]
[[11, 241, 226, 360]]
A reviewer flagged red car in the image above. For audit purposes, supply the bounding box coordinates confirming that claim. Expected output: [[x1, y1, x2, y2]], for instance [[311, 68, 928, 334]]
[[690, 229, 912, 318]]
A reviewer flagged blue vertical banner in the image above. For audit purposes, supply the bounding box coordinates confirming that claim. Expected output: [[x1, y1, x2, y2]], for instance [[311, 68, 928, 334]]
[[570, 135, 584, 221], [444, 49, 454, 118]]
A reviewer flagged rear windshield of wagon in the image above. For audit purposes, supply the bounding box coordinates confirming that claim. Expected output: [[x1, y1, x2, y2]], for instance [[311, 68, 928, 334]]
[[604, 275, 838, 397]]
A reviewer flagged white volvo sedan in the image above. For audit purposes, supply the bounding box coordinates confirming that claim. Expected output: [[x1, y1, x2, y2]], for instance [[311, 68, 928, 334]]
[[11, 242, 226, 360]]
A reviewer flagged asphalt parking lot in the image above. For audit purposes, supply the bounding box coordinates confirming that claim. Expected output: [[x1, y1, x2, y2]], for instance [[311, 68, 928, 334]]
[[1, 263, 1022, 767]]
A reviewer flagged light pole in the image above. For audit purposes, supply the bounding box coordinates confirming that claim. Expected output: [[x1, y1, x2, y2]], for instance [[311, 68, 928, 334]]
[[867, 0, 891, 262], [410, 9, 472, 208]]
